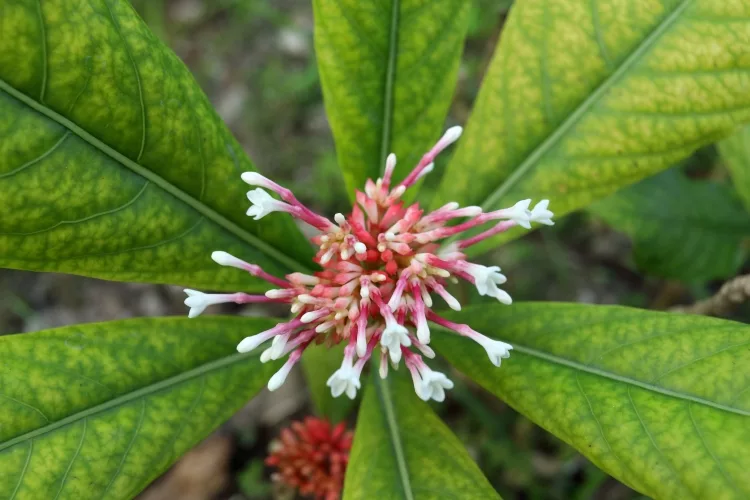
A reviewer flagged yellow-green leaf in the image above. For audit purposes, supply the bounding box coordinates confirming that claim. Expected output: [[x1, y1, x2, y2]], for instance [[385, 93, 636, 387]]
[[433, 303, 750, 499], [344, 374, 499, 500], [0, 316, 279, 500], [0, 0, 312, 291], [719, 124, 750, 212], [436, 0, 750, 254], [313, 0, 470, 195]]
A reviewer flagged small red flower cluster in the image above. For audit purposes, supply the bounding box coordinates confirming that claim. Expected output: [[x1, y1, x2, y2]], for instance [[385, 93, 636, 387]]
[[266, 417, 353, 500]]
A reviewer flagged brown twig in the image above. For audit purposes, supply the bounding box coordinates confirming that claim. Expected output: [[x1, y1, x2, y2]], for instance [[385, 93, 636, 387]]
[[669, 273, 750, 316]]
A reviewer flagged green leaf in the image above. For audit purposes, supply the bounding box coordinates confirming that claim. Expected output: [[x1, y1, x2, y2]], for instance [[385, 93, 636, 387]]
[[0, 316, 279, 500], [301, 342, 358, 423], [0, 0, 313, 291], [313, 0, 470, 195], [434, 303, 750, 499], [436, 0, 750, 254], [590, 169, 750, 281], [719, 124, 750, 212], [344, 373, 499, 500]]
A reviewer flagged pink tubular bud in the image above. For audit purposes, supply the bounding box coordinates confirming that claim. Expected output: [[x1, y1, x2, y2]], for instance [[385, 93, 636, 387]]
[[211, 251, 290, 288], [243, 172, 336, 231], [382, 153, 397, 188], [387, 269, 411, 310], [399, 127, 462, 190], [457, 220, 517, 250], [301, 308, 331, 324]]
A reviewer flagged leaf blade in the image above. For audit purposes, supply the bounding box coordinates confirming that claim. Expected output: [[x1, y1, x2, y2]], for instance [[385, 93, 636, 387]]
[[590, 169, 750, 281], [436, 0, 750, 253], [434, 303, 750, 499], [344, 374, 499, 500], [0, 316, 279, 500], [719, 124, 750, 212], [313, 0, 470, 194], [0, 0, 312, 290]]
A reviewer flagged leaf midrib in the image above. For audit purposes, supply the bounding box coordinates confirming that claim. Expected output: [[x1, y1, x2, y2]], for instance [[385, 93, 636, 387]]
[[479, 0, 693, 210], [373, 375, 414, 500], [378, 0, 400, 175], [435, 321, 750, 417], [373, 9, 414, 494], [0, 78, 310, 273], [0, 350, 263, 453]]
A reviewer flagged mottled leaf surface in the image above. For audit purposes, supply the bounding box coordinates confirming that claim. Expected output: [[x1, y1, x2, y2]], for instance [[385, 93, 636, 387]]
[[0, 0, 312, 290], [719, 124, 750, 212], [590, 169, 750, 281], [0, 316, 279, 500], [313, 0, 470, 195], [434, 303, 750, 499], [344, 374, 499, 500], [436, 0, 750, 253]]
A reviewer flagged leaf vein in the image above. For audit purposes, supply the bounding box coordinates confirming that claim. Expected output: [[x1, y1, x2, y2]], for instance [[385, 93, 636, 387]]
[[9, 441, 32, 500], [0, 351, 260, 454], [627, 387, 690, 496], [35, 0, 47, 102], [590, 0, 613, 68], [0, 181, 150, 237], [0, 79, 309, 273], [374, 377, 414, 500], [104, 0, 147, 162], [379, 0, 400, 172], [52, 418, 87, 500], [650, 339, 750, 384], [0, 393, 50, 424], [0, 132, 70, 179], [100, 399, 147, 498], [687, 402, 741, 495], [480, 0, 694, 209], [505, 342, 750, 416]]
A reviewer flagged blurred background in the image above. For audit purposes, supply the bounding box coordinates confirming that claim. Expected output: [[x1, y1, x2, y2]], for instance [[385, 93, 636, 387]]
[[4, 0, 746, 498]]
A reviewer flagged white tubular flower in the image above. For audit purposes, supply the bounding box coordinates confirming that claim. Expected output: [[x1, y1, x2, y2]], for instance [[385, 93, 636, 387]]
[[211, 251, 245, 268], [420, 370, 454, 402], [183, 289, 233, 318], [355, 323, 368, 358], [416, 319, 430, 345], [301, 309, 330, 323], [246, 188, 289, 220], [464, 264, 511, 304], [414, 162, 434, 181], [270, 333, 290, 359], [437, 289, 461, 311], [475, 336, 513, 367], [240, 171, 273, 188], [260, 347, 274, 363], [411, 337, 435, 359], [267, 363, 294, 391], [326, 359, 361, 399], [439, 126, 463, 148], [530, 199, 554, 226], [237, 334, 269, 354], [503, 199, 532, 228], [381, 318, 411, 363]]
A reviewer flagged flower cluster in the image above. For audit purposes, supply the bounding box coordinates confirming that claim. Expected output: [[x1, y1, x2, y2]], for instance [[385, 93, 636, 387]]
[[184, 126, 553, 401], [266, 417, 352, 500]]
